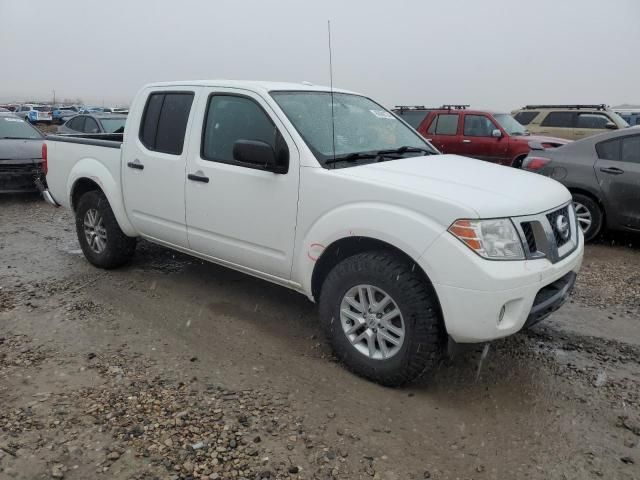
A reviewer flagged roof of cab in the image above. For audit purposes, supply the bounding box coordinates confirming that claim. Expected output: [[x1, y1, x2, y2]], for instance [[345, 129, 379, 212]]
[[143, 80, 358, 95]]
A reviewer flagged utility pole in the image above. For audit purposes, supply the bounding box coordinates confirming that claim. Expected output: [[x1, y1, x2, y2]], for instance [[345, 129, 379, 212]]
[[52, 89, 56, 106]]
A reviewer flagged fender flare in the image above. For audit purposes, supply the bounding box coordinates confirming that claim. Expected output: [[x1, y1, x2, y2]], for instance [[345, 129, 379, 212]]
[[293, 202, 446, 298], [67, 158, 137, 236]]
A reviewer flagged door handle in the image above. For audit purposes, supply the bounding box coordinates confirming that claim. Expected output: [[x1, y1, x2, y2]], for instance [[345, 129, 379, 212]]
[[599, 167, 624, 175], [188, 172, 210, 183], [127, 161, 144, 170], [462, 139, 471, 143], [425, 138, 433, 142]]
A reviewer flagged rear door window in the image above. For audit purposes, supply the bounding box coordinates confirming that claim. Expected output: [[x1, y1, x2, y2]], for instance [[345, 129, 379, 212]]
[[540, 112, 574, 128], [513, 111, 538, 125], [83, 117, 100, 133], [596, 138, 621, 160], [139, 92, 194, 155], [621, 135, 640, 164], [427, 113, 459, 135], [68, 116, 86, 132]]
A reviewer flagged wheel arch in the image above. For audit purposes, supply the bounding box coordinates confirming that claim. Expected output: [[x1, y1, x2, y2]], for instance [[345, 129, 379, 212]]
[[310, 236, 444, 325], [67, 159, 136, 236]]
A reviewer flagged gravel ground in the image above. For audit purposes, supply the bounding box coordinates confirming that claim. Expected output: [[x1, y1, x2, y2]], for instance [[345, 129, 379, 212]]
[[1, 195, 639, 480]]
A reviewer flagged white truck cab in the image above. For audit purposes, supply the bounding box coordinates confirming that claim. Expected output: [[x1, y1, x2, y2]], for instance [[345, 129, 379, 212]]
[[42, 80, 583, 386]]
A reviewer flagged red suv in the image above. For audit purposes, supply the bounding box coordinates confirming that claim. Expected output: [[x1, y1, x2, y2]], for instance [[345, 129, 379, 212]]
[[393, 105, 568, 167]]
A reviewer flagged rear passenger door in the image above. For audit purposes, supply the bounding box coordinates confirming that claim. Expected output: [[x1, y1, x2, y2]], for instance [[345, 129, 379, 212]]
[[594, 134, 640, 229], [122, 88, 199, 247], [420, 113, 461, 154]]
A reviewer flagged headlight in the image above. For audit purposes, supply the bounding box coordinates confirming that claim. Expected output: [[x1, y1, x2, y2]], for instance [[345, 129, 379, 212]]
[[448, 218, 525, 260]]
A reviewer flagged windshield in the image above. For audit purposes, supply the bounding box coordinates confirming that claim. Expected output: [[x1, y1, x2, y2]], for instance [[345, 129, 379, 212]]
[[99, 118, 126, 133], [271, 92, 436, 167], [0, 116, 44, 139], [494, 114, 527, 135], [608, 111, 630, 128], [34, 106, 51, 112]]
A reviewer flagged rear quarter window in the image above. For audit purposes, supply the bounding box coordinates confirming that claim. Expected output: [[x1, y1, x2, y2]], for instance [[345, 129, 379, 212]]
[[513, 111, 538, 125], [427, 113, 459, 135], [394, 110, 429, 129]]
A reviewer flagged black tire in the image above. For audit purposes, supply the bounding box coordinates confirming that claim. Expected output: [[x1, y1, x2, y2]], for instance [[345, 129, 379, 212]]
[[318, 250, 444, 387], [511, 155, 527, 169], [75, 190, 136, 269], [572, 193, 603, 242]]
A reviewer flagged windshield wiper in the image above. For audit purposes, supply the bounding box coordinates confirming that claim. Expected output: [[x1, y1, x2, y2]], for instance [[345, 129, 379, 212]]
[[324, 151, 381, 166], [0, 136, 32, 140], [375, 146, 435, 156]]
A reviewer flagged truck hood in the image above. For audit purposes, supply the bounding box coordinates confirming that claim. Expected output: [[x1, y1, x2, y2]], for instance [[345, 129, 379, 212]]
[[335, 154, 571, 218], [0, 139, 43, 162]]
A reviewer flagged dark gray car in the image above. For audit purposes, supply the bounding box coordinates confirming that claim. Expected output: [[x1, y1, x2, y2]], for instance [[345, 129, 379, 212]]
[[523, 127, 640, 241], [58, 113, 127, 135], [0, 112, 45, 193]]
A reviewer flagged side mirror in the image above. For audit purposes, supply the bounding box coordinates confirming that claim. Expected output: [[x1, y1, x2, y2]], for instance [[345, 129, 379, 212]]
[[491, 129, 503, 138], [605, 122, 617, 130], [233, 139, 288, 174]]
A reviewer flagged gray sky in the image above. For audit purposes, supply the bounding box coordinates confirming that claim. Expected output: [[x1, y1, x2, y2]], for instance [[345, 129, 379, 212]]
[[1, 0, 638, 110]]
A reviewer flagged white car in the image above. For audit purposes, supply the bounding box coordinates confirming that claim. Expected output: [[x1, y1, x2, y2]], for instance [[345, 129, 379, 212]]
[[40, 80, 583, 386], [15, 104, 52, 123]]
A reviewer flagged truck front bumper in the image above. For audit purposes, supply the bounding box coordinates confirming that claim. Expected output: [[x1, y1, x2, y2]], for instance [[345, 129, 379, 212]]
[[422, 231, 584, 343]]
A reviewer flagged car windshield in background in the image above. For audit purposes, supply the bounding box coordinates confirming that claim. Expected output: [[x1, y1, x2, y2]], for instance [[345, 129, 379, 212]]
[[99, 118, 126, 133], [34, 106, 51, 112], [494, 113, 527, 135], [609, 111, 630, 128], [271, 92, 436, 167], [0, 116, 44, 139]]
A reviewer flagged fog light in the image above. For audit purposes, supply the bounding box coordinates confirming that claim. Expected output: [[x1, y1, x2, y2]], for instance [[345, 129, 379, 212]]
[[498, 305, 506, 325]]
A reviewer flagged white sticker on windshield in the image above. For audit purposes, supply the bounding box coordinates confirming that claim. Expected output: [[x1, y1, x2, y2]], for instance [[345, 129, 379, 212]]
[[3, 117, 24, 122], [370, 109, 394, 119]]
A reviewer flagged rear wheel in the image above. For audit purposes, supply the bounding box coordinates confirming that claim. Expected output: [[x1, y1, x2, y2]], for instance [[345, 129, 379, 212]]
[[511, 154, 527, 169], [572, 193, 603, 242], [318, 251, 444, 387], [75, 190, 136, 268]]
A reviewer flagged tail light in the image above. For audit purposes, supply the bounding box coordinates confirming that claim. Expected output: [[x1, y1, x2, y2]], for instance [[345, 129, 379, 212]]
[[41, 143, 48, 175], [523, 156, 550, 171]]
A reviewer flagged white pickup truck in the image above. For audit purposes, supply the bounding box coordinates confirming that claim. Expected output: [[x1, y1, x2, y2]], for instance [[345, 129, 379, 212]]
[[42, 80, 583, 386]]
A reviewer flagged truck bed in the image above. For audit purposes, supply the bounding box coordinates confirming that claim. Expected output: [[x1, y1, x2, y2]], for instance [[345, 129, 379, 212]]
[[45, 133, 124, 209]]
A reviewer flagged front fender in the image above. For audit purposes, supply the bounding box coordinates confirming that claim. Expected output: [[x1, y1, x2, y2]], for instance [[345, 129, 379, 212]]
[[67, 158, 137, 236], [293, 202, 447, 297]]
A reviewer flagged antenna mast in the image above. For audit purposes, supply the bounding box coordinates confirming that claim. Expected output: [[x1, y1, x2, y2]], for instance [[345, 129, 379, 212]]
[[328, 20, 336, 165]]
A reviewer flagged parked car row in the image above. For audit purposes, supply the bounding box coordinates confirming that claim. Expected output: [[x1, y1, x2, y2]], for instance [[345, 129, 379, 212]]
[[0, 103, 130, 124], [393, 105, 568, 168], [512, 104, 629, 140], [523, 126, 640, 241], [0, 112, 46, 193]]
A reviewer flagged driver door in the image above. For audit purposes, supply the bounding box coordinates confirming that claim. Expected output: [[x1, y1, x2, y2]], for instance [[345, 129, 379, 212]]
[[184, 89, 300, 279]]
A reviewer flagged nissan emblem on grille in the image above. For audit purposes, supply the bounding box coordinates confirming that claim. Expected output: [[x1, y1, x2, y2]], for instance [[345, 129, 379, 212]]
[[555, 214, 570, 240]]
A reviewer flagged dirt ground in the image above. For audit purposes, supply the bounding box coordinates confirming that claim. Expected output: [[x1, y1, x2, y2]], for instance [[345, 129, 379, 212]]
[[1, 194, 639, 480]]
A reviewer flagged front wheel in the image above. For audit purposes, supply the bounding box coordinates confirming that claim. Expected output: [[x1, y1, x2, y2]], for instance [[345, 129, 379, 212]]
[[75, 190, 137, 269], [319, 251, 444, 387], [572, 193, 603, 242]]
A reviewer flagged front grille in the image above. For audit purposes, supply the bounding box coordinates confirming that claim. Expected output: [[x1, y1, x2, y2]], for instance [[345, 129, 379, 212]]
[[521, 222, 537, 253], [546, 206, 570, 247]]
